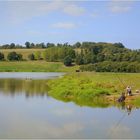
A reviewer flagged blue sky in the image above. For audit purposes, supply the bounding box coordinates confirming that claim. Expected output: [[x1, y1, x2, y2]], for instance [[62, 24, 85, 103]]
[[0, 0, 140, 49]]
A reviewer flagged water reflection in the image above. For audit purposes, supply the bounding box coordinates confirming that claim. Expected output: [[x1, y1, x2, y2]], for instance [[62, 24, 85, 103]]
[[0, 79, 49, 98], [0, 78, 139, 138]]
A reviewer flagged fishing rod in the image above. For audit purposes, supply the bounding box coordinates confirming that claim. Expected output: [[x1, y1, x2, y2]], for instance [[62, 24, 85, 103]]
[[108, 112, 126, 138], [114, 72, 127, 88]]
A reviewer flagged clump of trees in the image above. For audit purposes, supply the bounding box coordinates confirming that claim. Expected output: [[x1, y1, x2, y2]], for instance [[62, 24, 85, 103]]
[[7, 52, 22, 61], [80, 61, 140, 73], [43, 47, 75, 62], [64, 56, 72, 66], [1, 41, 140, 72]]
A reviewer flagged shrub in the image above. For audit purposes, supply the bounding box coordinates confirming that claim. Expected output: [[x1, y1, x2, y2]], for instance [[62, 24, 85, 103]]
[[64, 56, 72, 66], [7, 51, 22, 61], [28, 53, 35, 60], [0, 52, 4, 60]]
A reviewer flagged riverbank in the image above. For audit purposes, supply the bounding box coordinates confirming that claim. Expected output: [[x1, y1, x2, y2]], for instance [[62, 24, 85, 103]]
[[0, 61, 79, 72], [47, 72, 140, 107]]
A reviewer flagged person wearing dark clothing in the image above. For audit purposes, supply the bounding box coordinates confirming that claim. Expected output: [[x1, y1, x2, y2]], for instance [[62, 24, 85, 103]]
[[118, 92, 125, 102]]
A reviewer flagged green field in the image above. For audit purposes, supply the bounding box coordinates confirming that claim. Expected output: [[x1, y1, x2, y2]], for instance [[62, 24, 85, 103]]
[[0, 61, 79, 72], [0, 48, 46, 60], [47, 72, 140, 107]]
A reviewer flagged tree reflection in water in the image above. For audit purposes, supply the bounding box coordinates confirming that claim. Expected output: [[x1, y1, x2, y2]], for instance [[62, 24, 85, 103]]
[[0, 79, 50, 98]]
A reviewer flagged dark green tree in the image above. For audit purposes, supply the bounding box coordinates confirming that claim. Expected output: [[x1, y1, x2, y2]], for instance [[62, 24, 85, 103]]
[[7, 52, 22, 61], [10, 43, 15, 49], [75, 54, 84, 65], [64, 56, 72, 66], [0, 52, 4, 60], [25, 42, 30, 48]]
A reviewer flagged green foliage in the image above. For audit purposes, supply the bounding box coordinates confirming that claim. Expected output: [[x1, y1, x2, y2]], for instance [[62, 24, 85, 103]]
[[34, 51, 41, 60], [7, 51, 22, 61], [0, 52, 4, 60], [44, 47, 75, 62], [133, 97, 140, 106], [28, 53, 35, 60], [80, 61, 140, 73], [25, 42, 30, 48], [75, 54, 84, 65], [47, 72, 140, 107], [64, 56, 72, 66], [47, 73, 119, 107], [1, 41, 140, 73]]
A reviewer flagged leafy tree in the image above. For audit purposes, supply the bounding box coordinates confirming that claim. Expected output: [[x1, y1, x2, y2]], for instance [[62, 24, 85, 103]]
[[0, 52, 4, 60], [25, 42, 30, 48], [7, 52, 22, 61], [64, 56, 72, 66], [30, 43, 35, 48], [75, 54, 84, 65], [28, 53, 35, 60], [10, 43, 15, 49], [74, 42, 81, 48], [47, 43, 55, 48], [34, 51, 41, 60]]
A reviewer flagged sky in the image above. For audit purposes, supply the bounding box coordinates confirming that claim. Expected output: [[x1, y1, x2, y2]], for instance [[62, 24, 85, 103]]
[[0, 0, 140, 49]]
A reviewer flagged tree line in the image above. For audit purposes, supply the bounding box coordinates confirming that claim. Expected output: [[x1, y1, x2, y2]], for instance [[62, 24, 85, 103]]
[[0, 41, 140, 72], [0, 42, 72, 49]]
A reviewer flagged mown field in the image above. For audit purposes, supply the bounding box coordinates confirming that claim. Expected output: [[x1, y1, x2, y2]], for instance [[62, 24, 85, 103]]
[[0, 61, 79, 72], [0, 48, 46, 60]]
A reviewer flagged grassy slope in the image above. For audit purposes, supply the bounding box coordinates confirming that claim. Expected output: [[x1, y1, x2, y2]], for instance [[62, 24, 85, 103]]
[[0, 49, 46, 60], [0, 61, 79, 72]]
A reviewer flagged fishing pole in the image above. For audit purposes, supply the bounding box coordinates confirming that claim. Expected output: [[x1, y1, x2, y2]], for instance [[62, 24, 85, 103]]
[[114, 72, 126, 88], [108, 112, 126, 138]]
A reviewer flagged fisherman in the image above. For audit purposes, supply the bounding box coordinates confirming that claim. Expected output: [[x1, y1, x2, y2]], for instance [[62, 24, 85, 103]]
[[126, 86, 132, 96], [117, 92, 125, 102]]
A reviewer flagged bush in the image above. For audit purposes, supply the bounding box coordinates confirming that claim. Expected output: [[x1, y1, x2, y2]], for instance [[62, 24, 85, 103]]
[[64, 56, 72, 66], [7, 51, 22, 61], [80, 61, 140, 73], [0, 52, 4, 60], [28, 53, 35, 60]]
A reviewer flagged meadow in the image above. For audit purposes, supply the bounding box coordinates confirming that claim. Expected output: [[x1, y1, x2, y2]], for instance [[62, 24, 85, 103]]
[[47, 72, 140, 107], [0, 61, 79, 72], [0, 48, 46, 60]]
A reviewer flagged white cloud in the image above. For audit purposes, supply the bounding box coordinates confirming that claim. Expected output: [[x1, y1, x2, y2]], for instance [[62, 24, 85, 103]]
[[52, 22, 76, 29], [63, 4, 85, 16], [6, 1, 85, 24], [109, 1, 133, 13]]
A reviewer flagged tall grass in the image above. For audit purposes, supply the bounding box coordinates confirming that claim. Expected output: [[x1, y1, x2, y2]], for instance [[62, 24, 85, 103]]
[[47, 72, 140, 107]]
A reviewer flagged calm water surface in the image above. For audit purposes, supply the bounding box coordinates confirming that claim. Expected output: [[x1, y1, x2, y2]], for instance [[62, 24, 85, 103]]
[[0, 72, 140, 139]]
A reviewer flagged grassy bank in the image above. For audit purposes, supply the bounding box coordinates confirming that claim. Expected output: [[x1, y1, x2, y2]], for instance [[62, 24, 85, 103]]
[[47, 72, 140, 107], [0, 61, 79, 72]]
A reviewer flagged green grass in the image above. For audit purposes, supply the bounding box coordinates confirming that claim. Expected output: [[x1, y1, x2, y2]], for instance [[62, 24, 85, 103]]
[[0, 61, 79, 72], [133, 97, 140, 106], [47, 72, 140, 107]]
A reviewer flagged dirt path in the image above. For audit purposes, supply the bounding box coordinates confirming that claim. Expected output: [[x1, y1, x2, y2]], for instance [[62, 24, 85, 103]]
[[106, 93, 140, 103]]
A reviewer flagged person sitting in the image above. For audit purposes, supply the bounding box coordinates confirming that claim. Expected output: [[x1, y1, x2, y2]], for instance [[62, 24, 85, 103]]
[[126, 86, 132, 96], [118, 92, 125, 102]]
